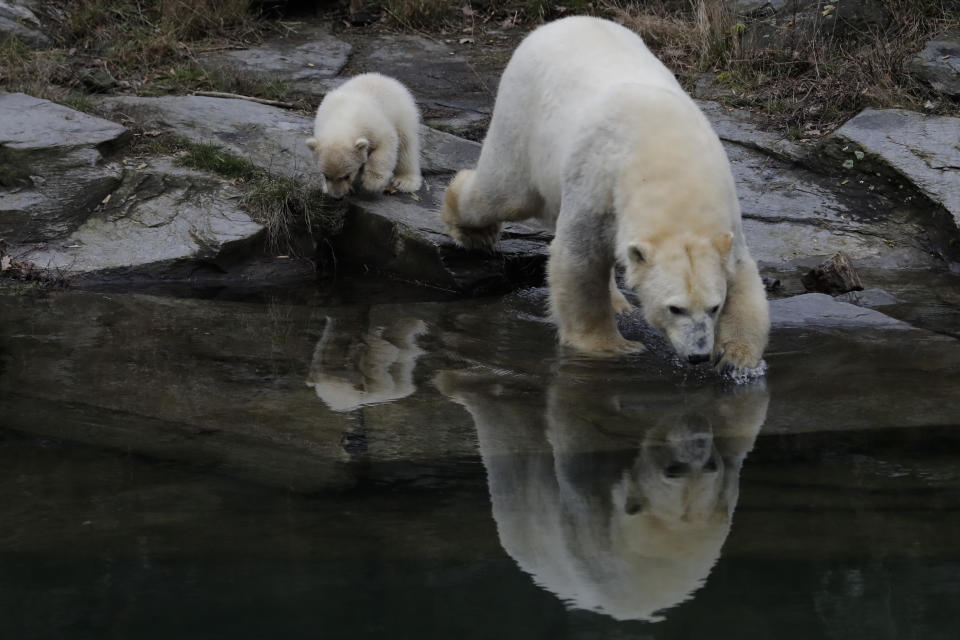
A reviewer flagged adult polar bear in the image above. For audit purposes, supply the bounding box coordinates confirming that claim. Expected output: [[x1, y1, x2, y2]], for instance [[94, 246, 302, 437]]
[[443, 17, 769, 372]]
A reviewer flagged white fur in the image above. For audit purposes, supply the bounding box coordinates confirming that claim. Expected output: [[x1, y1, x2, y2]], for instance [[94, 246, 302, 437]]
[[442, 17, 769, 372], [306, 73, 422, 198]]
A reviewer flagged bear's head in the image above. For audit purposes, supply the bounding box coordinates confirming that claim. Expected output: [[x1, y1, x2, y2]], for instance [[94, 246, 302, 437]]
[[305, 136, 370, 199], [622, 232, 734, 364]]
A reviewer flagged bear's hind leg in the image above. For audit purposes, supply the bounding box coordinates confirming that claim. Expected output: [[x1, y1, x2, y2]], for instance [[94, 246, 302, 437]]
[[548, 236, 645, 356]]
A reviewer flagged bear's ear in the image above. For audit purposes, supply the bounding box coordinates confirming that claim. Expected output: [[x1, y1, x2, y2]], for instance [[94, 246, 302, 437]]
[[627, 242, 652, 265], [305, 137, 320, 152], [354, 137, 370, 155], [713, 231, 734, 258]]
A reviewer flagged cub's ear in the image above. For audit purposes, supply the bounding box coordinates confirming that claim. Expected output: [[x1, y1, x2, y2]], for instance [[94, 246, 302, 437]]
[[627, 241, 653, 265], [354, 137, 370, 153], [305, 137, 320, 152], [713, 231, 734, 258]]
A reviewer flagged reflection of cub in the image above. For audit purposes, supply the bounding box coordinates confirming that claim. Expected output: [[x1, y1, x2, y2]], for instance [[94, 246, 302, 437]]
[[305, 73, 422, 198], [306, 316, 427, 412], [437, 372, 768, 621]]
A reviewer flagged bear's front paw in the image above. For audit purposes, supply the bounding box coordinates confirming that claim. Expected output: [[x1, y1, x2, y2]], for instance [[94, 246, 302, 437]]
[[714, 340, 766, 378], [362, 171, 390, 193], [391, 173, 422, 193], [449, 223, 502, 251]]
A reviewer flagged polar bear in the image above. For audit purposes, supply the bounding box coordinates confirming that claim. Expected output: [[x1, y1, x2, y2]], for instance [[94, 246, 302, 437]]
[[306, 72, 422, 198], [442, 17, 769, 372], [436, 368, 768, 621]]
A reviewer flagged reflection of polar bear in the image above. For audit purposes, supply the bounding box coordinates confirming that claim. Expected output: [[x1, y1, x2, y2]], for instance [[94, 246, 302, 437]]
[[306, 73, 422, 198], [306, 316, 426, 412], [441, 17, 768, 372], [437, 371, 768, 621]]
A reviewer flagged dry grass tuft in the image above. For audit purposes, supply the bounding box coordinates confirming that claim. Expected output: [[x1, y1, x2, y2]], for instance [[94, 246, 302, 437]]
[[607, 0, 959, 133]]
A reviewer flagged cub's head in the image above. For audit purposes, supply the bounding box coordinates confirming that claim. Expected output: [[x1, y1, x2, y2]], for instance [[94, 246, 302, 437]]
[[305, 136, 370, 199], [622, 233, 734, 364]]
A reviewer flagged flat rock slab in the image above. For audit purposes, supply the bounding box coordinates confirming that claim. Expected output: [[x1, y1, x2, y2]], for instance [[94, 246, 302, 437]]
[[1, 92, 128, 242], [698, 100, 807, 164], [199, 24, 352, 95], [905, 30, 960, 97], [769, 293, 913, 329], [21, 159, 265, 280], [97, 95, 477, 181], [822, 108, 960, 232], [724, 142, 938, 272], [96, 95, 541, 291]]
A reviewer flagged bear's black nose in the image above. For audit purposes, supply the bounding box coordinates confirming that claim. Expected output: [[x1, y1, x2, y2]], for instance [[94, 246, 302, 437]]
[[687, 353, 710, 365]]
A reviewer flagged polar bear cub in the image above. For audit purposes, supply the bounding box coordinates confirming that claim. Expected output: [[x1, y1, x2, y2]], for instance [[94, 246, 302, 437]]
[[306, 72, 422, 198], [442, 17, 769, 373]]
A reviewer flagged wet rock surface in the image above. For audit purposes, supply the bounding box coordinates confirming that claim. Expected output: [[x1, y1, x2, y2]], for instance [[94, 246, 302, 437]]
[[821, 109, 960, 234], [0, 93, 128, 243], [20, 159, 266, 280]]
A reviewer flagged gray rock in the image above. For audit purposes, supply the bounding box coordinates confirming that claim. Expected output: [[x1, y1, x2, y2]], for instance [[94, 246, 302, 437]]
[[1, 92, 128, 242], [822, 108, 960, 231], [835, 288, 899, 308], [20, 159, 265, 280], [95, 95, 533, 291], [768, 293, 914, 329], [0, 1, 49, 48], [199, 24, 351, 96], [731, 0, 786, 15], [80, 67, 118, 93], [97, 95, 477, 183], [726, 142, 937, 272], [334, 183, 549, 293], [698, 100, 807, 164], [905, 30, 960, 97], [342, 33, 496, 139]]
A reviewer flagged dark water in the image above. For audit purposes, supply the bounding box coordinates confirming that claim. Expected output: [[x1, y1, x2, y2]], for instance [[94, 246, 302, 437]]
[[1, 282, 959, 639]]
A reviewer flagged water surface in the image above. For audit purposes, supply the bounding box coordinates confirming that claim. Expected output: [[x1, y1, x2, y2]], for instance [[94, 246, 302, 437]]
[[1, 283, 959, 639]]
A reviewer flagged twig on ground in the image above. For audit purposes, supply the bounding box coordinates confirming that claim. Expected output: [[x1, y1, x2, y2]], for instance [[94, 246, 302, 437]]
[[192, 90, 296, 108]]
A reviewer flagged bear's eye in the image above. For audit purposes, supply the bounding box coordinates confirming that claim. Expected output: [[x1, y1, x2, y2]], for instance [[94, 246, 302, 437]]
[[668, 305, 686, 316], [708, 305, 720, 314], [339, 174, 350, 181]]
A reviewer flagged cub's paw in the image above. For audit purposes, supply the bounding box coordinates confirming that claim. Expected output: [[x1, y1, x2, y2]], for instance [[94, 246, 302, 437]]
[[391, 173, 422, 193], [362, 171, 390, 193], [448, 223, 502, 251]]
